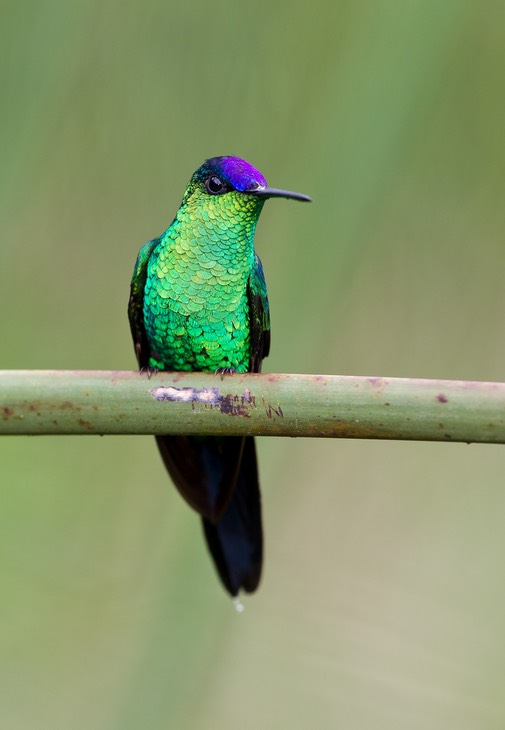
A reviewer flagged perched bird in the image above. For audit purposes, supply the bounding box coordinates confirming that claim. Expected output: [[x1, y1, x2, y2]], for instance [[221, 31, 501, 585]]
[[128, 156, 311, 597]]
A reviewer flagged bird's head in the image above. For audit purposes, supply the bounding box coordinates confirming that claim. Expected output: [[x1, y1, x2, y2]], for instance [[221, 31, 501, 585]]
[[180, 156, 311, 221]]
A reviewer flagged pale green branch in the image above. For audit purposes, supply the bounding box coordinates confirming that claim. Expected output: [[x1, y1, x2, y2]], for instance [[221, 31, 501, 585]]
[[1, 370, 504, 443]]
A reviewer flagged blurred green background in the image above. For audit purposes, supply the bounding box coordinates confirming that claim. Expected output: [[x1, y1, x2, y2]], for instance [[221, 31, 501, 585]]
[[2, 1, 505, 728]]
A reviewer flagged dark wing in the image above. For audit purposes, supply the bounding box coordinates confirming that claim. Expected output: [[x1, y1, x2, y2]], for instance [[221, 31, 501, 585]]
[[247, 253, 270, 373], [128, 238, 159, 368]]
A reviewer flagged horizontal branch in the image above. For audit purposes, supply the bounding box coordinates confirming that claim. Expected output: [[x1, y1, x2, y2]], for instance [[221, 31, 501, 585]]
[[1, 370, 505, 443]]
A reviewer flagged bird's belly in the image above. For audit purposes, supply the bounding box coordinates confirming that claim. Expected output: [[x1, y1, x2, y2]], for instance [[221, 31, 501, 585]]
[[144, 293, 251, 372]]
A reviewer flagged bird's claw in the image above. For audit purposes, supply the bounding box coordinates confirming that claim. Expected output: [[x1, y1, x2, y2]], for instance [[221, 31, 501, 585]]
[[214, 366, 236, 381], [140, 365, 159, 380]]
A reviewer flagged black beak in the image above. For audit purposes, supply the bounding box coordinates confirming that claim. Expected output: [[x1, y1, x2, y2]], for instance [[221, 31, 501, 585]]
[[247, 186, 312, 202]]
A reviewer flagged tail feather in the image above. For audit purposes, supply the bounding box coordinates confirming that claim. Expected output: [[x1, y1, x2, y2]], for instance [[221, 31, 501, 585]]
[[202, 437, 262, 595], [155, 435, 244, 522], [156, 434, 263, 595]]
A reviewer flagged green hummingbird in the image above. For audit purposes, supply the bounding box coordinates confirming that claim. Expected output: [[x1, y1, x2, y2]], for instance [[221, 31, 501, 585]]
[[128, 156, 311, 597]]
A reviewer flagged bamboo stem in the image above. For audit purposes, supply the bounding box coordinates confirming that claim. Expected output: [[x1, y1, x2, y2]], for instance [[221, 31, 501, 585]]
[[0, 370, 504, 443]]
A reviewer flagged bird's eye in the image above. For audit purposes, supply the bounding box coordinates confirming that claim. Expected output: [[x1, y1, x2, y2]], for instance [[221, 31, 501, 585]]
[[205, 175, 227, 195]]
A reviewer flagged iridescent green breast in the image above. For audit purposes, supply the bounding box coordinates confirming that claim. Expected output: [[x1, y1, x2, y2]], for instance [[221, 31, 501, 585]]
[[142, 192, 262, 372]]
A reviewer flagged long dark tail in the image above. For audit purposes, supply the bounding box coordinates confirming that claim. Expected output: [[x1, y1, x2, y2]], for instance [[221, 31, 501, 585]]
[[202, 437, 262, 595], [155, 434, 263, 596]]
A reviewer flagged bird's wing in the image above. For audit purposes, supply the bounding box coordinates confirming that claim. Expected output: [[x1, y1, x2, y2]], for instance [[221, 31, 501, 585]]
[[128, 238, 158, 367], [247, 253, 270, 372]]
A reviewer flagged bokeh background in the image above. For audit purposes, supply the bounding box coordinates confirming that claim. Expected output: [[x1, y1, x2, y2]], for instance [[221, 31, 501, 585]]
[[2, 1, 505, 728]]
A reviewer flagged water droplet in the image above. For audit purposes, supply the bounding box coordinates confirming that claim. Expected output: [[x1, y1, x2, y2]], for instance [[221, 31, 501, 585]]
[[232, 597, 245, 613]]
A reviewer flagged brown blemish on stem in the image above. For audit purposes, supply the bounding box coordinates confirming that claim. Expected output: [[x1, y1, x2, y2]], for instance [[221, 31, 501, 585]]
[[77, 418, 95, 431], [2, 406, 14, 419]]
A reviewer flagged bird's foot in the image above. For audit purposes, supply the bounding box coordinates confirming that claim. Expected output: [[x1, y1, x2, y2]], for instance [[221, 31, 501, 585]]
[[214, 366, 236, 381], [140, 365, 159, 380]]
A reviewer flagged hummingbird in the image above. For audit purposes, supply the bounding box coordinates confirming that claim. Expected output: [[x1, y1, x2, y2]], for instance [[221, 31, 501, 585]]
[[128, 156, 311, 598]]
